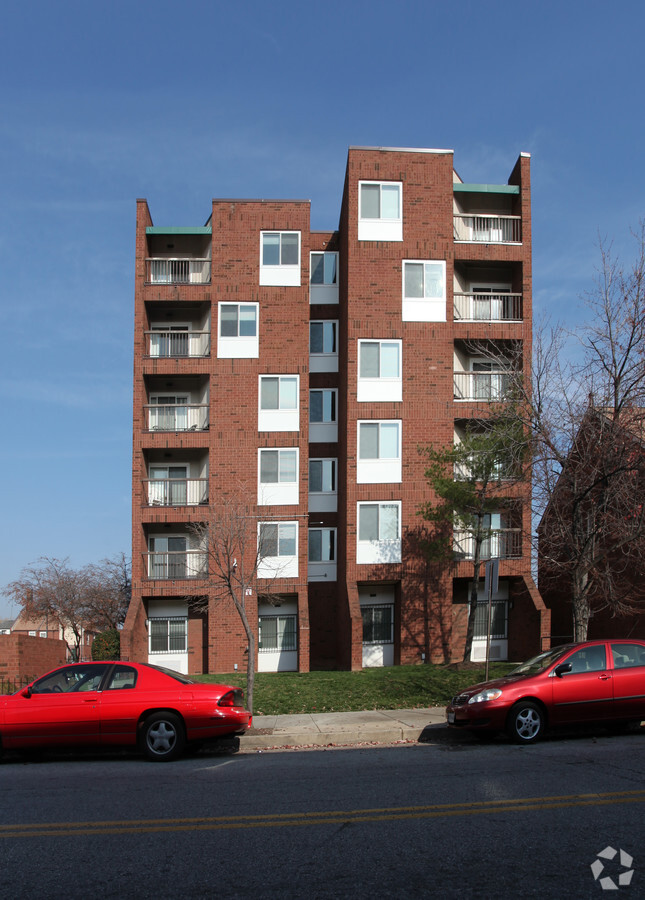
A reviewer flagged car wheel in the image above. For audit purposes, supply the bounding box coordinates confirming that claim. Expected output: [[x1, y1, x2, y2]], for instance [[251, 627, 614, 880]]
[[506, 701, 544, 744], [140, 712, 185, 762]]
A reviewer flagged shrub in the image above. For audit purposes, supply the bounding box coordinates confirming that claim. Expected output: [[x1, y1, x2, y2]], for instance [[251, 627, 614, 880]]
[[92, 629, 120, 660]]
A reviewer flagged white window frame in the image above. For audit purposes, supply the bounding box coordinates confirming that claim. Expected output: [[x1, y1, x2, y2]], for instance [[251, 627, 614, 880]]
[[357, 339, 402, 403], [309, 251, 339, 303], [258, 614, 298, 652], [357, 501, 402, 564], [257, 521, 299, 579], [357, 420, 402, 484], [402, 260, 447, 322], [148, 616, 188, 655], [358, 181, 403, 242], [217, 302, 259, 358], [309, 320, 339, 373], [309, 388, 338, 442], [258, 375, 300, 433], [258, 447, 299, 506], [260, 231, 301, 286]]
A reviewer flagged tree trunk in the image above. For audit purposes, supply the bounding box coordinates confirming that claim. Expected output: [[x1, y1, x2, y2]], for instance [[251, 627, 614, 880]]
[[572, 569, 590, 641]]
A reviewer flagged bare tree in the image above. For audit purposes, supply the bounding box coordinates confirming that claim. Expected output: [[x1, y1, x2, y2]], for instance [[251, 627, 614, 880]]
[[532, 226, 645, 640], [188, 494, 291, 714], [3, 557, 92, 661], [84, 553, 132, 631]]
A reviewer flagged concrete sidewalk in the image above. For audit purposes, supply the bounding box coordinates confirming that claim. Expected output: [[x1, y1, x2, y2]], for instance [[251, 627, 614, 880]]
[[240, 707, 447, 751]]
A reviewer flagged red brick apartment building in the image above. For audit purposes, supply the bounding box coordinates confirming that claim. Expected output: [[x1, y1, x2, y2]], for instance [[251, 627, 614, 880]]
[[121, 146, 549, 675]]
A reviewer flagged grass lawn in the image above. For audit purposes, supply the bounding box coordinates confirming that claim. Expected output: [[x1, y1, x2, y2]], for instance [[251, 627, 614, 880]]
[[195, 663, 515, 716]]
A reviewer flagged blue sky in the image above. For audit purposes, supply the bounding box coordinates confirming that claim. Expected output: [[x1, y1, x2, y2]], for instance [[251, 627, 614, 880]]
[[1, 0, 644, 618]]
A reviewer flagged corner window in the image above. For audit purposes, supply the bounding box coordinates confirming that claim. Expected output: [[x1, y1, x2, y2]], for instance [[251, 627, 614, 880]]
[[308, 527, 337, 582], [218, 303, 259, 358], [357, 502, 402, 564], [310, 251, 339, 304], [309, 458, 337, 513], [260, 231, 301, 286], [310, 389, 338, 442], [310, 321, 339, 373], [402, 260, 446, 322], [357, 340, 402, 402], [358, 182, 402, 242]]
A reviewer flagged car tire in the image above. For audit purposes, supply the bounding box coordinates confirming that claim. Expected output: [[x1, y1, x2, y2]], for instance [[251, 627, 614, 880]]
[[506, 701, 544, 744], [140, 712, 185, 762]]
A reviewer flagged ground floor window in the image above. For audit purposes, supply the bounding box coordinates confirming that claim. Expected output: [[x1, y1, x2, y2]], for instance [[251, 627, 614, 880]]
[[473, 601, 508, 640], [361, 604, 394, 644], [149, 617, 188, 654], [259, 615, 297, 652]]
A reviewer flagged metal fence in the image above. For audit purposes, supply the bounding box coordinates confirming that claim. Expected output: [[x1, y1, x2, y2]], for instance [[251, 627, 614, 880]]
[[0, 675, 33, 695]]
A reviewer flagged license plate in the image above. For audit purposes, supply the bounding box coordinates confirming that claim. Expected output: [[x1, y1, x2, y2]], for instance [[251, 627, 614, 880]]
[[447, 711, 456, 724]]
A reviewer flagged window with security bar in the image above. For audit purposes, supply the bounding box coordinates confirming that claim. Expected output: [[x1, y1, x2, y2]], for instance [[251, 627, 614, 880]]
[[149, 617, 188, 653]]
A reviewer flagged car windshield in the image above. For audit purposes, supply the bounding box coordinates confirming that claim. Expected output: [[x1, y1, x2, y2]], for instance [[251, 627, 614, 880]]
[[509, 645, 574, 677]]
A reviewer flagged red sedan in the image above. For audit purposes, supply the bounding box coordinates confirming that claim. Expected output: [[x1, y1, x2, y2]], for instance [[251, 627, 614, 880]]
[[0, 661, 252, 761], [446, 639, 645, 743]]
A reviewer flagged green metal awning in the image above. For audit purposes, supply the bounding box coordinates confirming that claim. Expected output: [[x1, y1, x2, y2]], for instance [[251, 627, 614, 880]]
[[146, 226, 212, 235], [453, 183, 519, 195]]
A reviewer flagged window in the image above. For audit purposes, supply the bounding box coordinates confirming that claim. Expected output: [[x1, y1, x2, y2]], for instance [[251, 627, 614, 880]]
[[259, 615, 297, 652], [310, 252, 337, 285], [357, 340, 402, 402], [309, 528, 336, 562], [258, 522, 299, 578], [310, 251, 339, 303], [310, 389, 338, 442], [358, 181, 402, 241], [105, 666, 138, 690], [310, 321, 337, 354], [39, 631, 47, 638], [357, 421, 402, 483], [31, 665, 110, 694], [29, 630, 36, 637], [218, 303, 259, 358], [259, 375, 299, 432], [148, 465, 188, 506], [309, 458, 336, 493], [362, 605, 394, 644], [473, 601, 508, 641], [310, 321, 339, 372], [258, 448, 299, 505], [260, 376, 298, 410], [402, 260, 446, 322], [566, 645, 607, 674], [611, 643, 645, 669], [260, 231, 301, 286], [149, 617, 187, 654], [150, 324, 190, 358], [310, 389, 337, 423], [357, 502, 402, 564], [259, 523, 297, 557]]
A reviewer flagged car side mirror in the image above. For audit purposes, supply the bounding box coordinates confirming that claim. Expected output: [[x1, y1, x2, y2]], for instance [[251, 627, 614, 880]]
[[554, 663, 572, 678], [22, 686, 32, 698]]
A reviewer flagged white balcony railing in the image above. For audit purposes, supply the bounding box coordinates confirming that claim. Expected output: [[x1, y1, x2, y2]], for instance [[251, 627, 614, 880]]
[[453, 215, 521, 243], [453, 292, 522, 322], [145, 258, 211, 284], [146, 404, 209, 432], [145, 478, 209, 506], [453, 372, 513, 401], [146, 331, 211, 358], [453, 528, 522, 561], [146, 551, 207, 579]]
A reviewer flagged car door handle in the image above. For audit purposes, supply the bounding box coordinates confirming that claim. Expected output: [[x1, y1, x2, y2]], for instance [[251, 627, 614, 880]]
[[598, 673, 612, 680]]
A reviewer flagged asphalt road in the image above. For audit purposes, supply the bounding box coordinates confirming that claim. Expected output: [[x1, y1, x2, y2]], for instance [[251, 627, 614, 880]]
[[2, 729, 645, 899]]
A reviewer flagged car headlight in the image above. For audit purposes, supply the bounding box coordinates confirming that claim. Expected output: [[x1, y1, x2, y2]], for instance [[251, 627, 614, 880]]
[[468, 689, 503, 704]]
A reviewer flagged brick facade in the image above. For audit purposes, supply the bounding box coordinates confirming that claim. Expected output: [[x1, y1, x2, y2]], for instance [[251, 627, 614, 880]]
[[0, 634, 68, 682], [122, 145, 547, 673]]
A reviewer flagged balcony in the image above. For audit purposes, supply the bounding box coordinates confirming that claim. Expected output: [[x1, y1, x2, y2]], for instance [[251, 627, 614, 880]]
[[453, 528, 522, 561], [453, 292, 522, 322], [453, 215, 521, 243], [145, 258, 211, 285], [144, 478, 208, 506], [146, 403, 209, 432], [453, 371, 513, 401], [146, 330, 211, 358], [145, 551, 207, 580]]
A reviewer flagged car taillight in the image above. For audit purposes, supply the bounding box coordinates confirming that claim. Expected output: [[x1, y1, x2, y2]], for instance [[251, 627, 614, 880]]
[[218, 690, 244, 708]]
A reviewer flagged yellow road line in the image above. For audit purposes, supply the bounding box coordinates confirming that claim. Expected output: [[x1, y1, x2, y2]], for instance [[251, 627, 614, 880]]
[[2, 790, 644, 839]]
